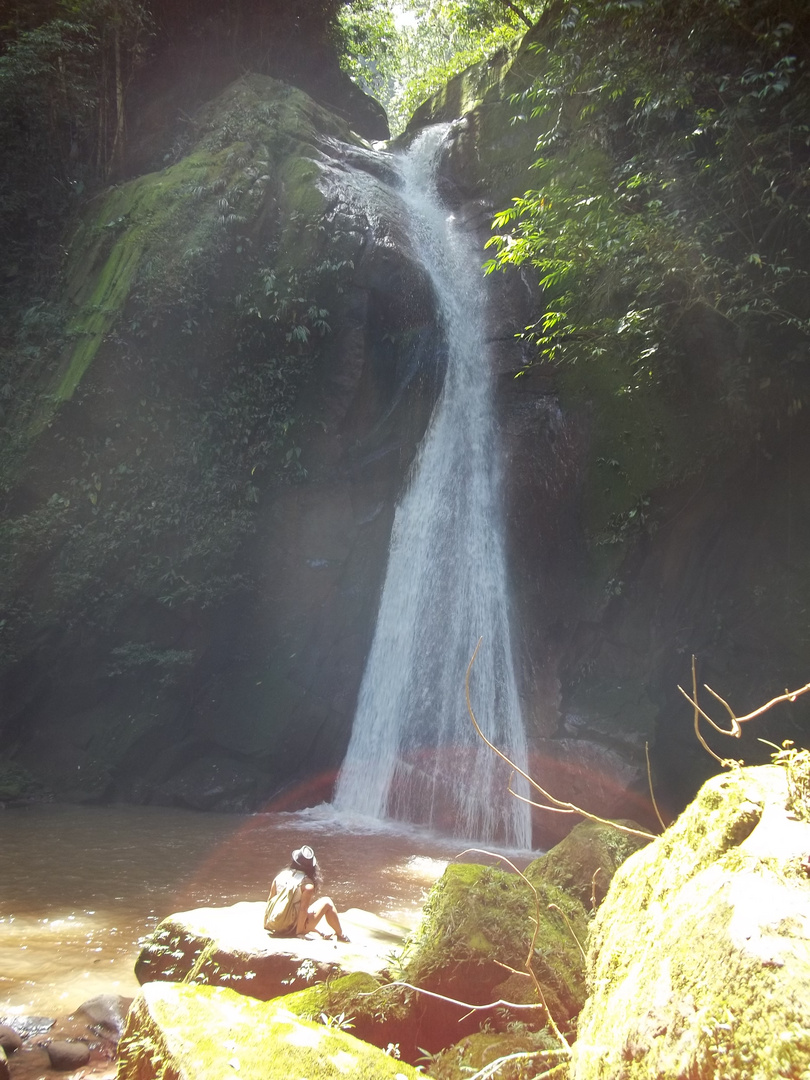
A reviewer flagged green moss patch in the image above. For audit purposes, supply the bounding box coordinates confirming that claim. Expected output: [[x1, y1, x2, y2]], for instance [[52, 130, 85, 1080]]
[[117, 981, 426, 1080], [41, 74, 362, 424], [402, 863, 588, 1025], [429, 1028, 566, 1080], [526, 818, 651, 910]]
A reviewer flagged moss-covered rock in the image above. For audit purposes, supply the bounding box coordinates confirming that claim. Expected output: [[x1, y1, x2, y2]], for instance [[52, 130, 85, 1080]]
[[571, 764, 810, 1079], [428, 1028, 567, 1080], [117, 981, 429, 1080], [279, 970, 383, 1025], [526, 818, 652, 910], [279, 971, 423, 1060], [401, 862, 588, 1047]]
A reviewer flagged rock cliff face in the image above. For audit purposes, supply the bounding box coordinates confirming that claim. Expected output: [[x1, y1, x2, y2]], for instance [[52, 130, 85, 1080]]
[[403, 24, 810, 832], [1, 75, 442, 810]]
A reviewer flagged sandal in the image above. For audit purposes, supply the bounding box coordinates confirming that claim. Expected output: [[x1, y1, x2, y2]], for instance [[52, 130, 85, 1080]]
[[336, 933, 350, 943]]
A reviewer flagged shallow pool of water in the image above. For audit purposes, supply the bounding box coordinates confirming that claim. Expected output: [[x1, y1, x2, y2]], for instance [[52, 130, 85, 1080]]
[[0, 802, 528, 1017]]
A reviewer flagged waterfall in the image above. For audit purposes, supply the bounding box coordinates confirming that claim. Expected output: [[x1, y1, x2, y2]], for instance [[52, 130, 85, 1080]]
[[333, 125, 531, 849]]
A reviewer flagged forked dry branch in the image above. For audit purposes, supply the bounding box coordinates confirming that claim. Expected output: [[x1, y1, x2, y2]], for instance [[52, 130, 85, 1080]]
[[678, 653, 810, 766]]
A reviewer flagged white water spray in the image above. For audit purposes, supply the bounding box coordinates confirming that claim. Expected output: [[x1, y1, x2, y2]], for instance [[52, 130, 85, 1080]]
[[333, 126, 531, 848]]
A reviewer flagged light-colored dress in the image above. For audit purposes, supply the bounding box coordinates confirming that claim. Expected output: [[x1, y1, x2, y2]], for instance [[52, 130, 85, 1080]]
[[263, 867, 309, 935]]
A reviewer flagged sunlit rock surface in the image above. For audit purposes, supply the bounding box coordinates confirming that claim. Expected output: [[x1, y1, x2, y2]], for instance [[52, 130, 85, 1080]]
[[135, 904, 408, 1001], [117, 981, 428, 1080], [571, 763, 810, 1079]]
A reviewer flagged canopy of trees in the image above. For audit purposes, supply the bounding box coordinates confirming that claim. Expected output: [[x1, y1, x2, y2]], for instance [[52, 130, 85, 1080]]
[[483, 0, 810, 421], [338, 0, 543, 132]]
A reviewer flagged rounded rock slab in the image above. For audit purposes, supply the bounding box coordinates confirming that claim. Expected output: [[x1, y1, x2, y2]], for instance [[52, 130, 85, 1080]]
[[135, 903, 409, 1000]]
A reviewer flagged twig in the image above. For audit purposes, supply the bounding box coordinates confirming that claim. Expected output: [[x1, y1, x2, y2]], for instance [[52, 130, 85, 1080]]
[[678, 654, 810, 767], [360, 981, 545, 1013], [706, 679, 810, 726], [547, 903, 586, 963], [457, 847, 569, 1050], [646, 741, 667, 831], [465, 1049, 570, 1080], [465, 639, 656, 841], [590, 868, 601, 914]]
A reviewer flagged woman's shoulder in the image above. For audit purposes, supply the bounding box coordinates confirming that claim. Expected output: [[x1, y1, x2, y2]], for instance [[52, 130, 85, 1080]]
[[275, 867, 308, 887]]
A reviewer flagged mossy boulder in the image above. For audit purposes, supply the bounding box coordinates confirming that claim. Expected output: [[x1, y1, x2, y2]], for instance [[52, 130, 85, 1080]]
[[280, 972, 421, 1061], [400, 863, 588, 1051], [571, 763, 810, 1079], [428, 1028, 566, 1080], [526, 818, 652, 910], [117, 981, 429, 1080]]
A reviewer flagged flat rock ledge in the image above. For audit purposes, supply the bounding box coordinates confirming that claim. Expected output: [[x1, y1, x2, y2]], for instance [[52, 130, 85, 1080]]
[[118, 981, 426, 1080], [135, 903, 408, 1000]]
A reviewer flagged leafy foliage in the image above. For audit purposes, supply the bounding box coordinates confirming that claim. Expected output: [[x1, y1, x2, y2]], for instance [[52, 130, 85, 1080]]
[[0, 1, 151, 295], [485, 0, 810, 422], [339, 0, 546, 134], [770, 740, 810, 821]]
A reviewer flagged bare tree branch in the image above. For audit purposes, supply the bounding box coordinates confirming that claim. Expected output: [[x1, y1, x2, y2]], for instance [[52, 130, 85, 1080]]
[[498, 0, 534, 29], [678, 653, 810, 766]]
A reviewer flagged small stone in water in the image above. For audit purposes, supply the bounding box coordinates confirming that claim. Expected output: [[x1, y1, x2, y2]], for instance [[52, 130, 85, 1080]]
[[0, 1027, 21, 1054], [0, 1015, 54, 1038], [47, 1039, 91, 1070]]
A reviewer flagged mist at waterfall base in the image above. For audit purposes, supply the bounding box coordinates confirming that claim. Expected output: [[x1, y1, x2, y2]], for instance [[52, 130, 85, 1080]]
[[334, 125, 532, 850]]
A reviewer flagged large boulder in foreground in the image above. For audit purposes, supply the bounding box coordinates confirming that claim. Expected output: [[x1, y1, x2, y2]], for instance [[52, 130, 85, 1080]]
[[401, 863, 588, 1051], [135, 903, 407, 1000], [571, 762, 810, 1079], [117, 981, 428, 1080]]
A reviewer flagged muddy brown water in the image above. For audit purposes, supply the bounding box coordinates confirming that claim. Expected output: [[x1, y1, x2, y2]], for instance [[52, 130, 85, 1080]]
[[0, 802, 531, 1019]]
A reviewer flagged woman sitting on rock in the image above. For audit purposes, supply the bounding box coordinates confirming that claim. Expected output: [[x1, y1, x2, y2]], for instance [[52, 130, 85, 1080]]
[[264, 844, 349, 941]]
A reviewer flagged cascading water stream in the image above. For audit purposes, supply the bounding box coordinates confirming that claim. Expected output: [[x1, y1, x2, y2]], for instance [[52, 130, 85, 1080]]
[[333, 125, 531, 849]]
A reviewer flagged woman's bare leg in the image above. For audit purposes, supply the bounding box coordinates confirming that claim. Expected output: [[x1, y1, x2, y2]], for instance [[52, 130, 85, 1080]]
[[304, 896, 347, 939]]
